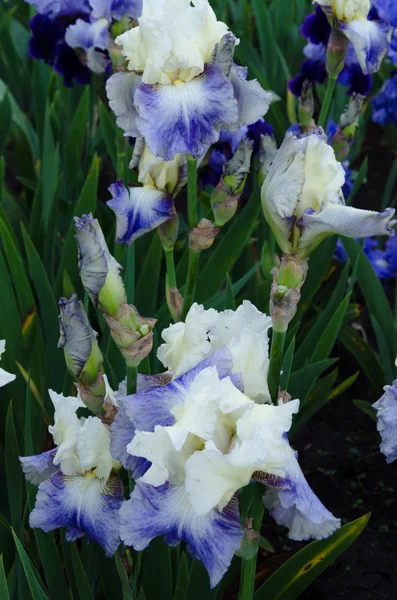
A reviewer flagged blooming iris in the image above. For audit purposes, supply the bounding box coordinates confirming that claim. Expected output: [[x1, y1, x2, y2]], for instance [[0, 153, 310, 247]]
[[20, 390, 123, 556], [372, 73, 397, 125], [26, 0, 141, 85], [334, 236, 397, 280], [111, 302, 340, 586], [373, 381, 397, 463], [261, 127, 396, 258], [106, 0, 272, 160]]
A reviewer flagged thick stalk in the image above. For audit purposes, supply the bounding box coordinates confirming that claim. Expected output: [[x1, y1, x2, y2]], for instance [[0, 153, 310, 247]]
[[126, 365, 138, 396], [164, 248, 177, 289], [238, 484, 265, 600], [318, 76, 337, 129], [181, 157, 199, 320], [268, 329, 287, 404]]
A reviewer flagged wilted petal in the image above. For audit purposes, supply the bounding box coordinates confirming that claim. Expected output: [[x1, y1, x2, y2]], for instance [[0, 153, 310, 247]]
[[120, 482, 243, 588], [373, 380, 397, 463], [106, 72, 141, 137], [134, 64, 238, 160], [20, 449, 57, 486], [297, 205, 396, 257], [229, 64, 273, 129], [107, 180, 174, 245], [341, 17, 392, 74], [30, 471, 123, 556], [263, 454, 341, 541]]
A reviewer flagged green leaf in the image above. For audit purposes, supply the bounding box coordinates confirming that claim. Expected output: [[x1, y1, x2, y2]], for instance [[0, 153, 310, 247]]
[[56, 155, 100, 294], [5, 402, 22, 532], [347, 157, 368, 205], [224, 273, 236, 310], [254, 514, 370, 600], [196, 188, 261, 301], [293, 262, 350, 370], [41, 103, 59, 228], [343, 238, 396, 360], [141, 538, 172, 600], [64, 87, 89, 185], [173, 552, 189, 600], [338, 325, 385, 394], [311, 295, 351, 364], [11, 530, 48, 600], [381, 157, 397, 210], [135, 233, 163, 315], [0, 245, 22, 358], [288, 359, 338, 403], [0, 555, 10, 600], [353, 399, 377, 422], [204, 263, 260, 310], [33, 529, 69, 600], [99, 101, 117, 169], [114, 553, 134, 600], [371, 316, 395, 385], [69, 542, 94, 600]]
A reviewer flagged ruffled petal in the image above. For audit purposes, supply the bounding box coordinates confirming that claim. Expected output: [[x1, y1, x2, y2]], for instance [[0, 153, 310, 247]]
[[373, 380, 397, 463], [134, 64, 238, 160], [106, 72, 142, 137], [263, 454, 341, 541], [19, 449, 57, 486], [341, 17, 392, 74], [229, 64, 273, 129], [107, 180, 174, 245], [297, 205, 396, 258], [120, 482, 243, 588], [30, 471, 123, 556], [65, 18, 109, 52], [89, 0, 142, 20]]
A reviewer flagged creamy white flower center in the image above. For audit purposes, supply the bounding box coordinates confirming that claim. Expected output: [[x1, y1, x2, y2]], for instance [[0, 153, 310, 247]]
[[328, 0, 370, 21]]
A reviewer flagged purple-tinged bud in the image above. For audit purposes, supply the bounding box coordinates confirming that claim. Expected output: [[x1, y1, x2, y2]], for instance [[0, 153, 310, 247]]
[[166, 284, 183, 322], [210, 138, 253, 226], [270, 255, 309, 333], [58, 294, 105, 413], [189, 219, 220, 251], [326, 27, 348, 78], [298, 80, 315, 129]]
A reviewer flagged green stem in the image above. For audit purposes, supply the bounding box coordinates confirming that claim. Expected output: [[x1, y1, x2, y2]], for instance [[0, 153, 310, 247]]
[[181, 157, 199, 320], [268, 329, 287, 404], [238, 484, 265, 600], [87, 74, 96, 159], [164, 248, 177, 289], [318, 76, 337, 129], [126, 365, 138, 396]]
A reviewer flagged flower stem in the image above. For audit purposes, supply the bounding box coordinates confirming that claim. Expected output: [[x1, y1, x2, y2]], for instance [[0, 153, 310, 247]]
[[318, 76, 337, 129], [164, 248, 177, 289], [126, 365, 137, 396], [268, 329, 287, 404], [238, 483, 265, 600], [181, 156, 199, 320]]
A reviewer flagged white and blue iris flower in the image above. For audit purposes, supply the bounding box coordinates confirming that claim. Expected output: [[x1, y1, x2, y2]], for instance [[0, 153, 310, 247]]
[[107, 140, 185, 244], [112, 303, 340, 586], [64, 18, 111, 74], [89, 0, 142, 21], [261, 127, 396, 259], [0, 340, 16, 387], [106, 0, 272, 160], [315, 0, 392, 74], [20, 390, 123, 556], [373, 380, 397, 463]]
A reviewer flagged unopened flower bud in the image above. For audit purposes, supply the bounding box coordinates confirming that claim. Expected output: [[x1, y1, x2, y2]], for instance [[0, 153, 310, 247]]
[[158, 211, 179, 251], [189, 219, 220, 251], [58, 294, 105, 413], [325, 27, 348, 79], [166, 284, 183, 322], [270, 256, 309, 333], [331, 93, 364, 162], [74, 214, 126, 317], [210, 138, 253, 226], [298, 80, 315, 129], [103, 304, 156, 367]]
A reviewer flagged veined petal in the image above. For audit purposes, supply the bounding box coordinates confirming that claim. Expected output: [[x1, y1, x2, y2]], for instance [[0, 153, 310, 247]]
[[263, 453, 341, 541], [106, 72, 141, 137], [30, 471, 123, 556], [229, 64, 273, 129], [20, 449, 57, 486], [110, 400, 151, 476], [134, 64, 238, 160], [297, 205, 396, 258], [107, 180, 174, 245], [89, 0, 142, 20], [0, 340, 16, 386], [211, 33, 236, 76], [120, 482, 243, 588], [65, 18, 109, 52], [341, 17, 392, 74], [373, 380, 397, 463]]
